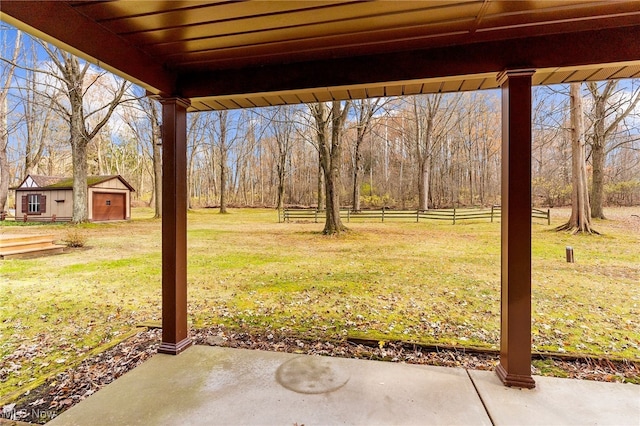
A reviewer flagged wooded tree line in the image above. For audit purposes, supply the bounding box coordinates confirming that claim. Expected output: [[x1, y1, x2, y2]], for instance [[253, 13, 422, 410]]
[[2, 29, 639, 225]]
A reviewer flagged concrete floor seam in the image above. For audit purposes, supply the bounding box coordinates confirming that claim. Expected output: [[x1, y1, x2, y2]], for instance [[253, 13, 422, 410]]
[[467, 368, 496, 426]]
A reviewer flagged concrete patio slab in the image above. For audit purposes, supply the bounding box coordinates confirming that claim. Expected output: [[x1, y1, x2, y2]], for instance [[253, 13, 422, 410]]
[[469, 369, 640, 426], [47, 345, 640, 426], [49, 345, 491, 426]]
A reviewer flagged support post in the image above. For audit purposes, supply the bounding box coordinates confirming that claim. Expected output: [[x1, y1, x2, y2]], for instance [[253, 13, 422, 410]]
[[496, 70, 536, 388], [158, 97, 192, 355]]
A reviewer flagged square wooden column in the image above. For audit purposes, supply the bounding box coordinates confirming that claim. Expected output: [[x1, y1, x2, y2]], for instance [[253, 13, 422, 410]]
[[495, 70, 536, 388], [158, 97, 192, 355]]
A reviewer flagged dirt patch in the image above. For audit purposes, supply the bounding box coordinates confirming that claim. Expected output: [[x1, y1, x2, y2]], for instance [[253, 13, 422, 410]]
[[550, 206, 640, 235], [602, 208, 640, 234]]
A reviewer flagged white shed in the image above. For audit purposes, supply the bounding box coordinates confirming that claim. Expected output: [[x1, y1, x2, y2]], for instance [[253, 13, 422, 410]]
[[14, 175, 135, 222]]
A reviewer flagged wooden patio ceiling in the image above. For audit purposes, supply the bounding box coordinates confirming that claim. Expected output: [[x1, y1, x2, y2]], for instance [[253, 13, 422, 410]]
[[2, 1, 640, 111]]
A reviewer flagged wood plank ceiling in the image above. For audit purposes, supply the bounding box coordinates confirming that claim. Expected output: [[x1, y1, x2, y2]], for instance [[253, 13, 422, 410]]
[[2, 1, 640, 111]]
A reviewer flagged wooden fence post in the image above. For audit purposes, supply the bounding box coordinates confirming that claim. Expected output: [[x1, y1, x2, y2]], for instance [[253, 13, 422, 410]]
[[547, 209, 550, 225], [382, 207, 385, 222], [453, 206, 456, 225]]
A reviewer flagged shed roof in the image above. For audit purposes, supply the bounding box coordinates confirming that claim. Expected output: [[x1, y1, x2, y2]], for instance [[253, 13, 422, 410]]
[[14, 175, 135, 192], [30, 175, 67, 188], [2, 1, 640, 111]]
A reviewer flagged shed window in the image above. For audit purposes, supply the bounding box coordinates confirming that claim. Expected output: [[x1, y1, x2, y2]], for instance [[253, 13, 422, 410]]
[[106, 200, 111, 206], [21, 194, 46, 215], [28, 194, 41, 213]]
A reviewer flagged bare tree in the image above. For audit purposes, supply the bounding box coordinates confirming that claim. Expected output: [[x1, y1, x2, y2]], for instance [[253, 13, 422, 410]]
[[266, 106, 298, 210], [411, 94, 460, 210], [39, 43, 129, 222], [317, 151, 325, 211], [585, 81, 640, 219], [121, 90, 162, 217], [351, 98, 383, 211], [557, 83, 596, 233], [310, 101, 351, 234], [187, 112, 209, 209], [217, 111, 230, 213], [210, 110, 242, 213], [19, 41, 58, 176], [412, 95, 438, 210], [532, 87, 571, 207], [148, 98, 162, 217], [0, 30, 21, 213]]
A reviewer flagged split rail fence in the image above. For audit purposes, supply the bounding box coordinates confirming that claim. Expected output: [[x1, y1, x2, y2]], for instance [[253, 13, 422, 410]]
[[279, 206, 550, 225]]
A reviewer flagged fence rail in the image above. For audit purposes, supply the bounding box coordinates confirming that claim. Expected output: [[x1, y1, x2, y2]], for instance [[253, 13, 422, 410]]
[[279, 206, 550, 225]]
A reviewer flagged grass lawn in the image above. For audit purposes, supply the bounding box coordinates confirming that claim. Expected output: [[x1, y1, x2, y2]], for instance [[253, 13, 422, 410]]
[[1, 206, 638, 396]]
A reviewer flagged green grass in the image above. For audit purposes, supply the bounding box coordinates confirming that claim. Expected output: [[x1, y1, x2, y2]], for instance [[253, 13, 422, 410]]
[[1, 207, 638, 396]]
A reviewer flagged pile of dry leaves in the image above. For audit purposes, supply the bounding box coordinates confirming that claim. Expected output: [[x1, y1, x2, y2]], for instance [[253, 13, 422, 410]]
[[3, 326, 638, 424], [2, 329, 161, 424]]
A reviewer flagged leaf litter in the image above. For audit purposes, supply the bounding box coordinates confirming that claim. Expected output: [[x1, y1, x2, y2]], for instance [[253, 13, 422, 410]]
[[3, 326, 637, 424]]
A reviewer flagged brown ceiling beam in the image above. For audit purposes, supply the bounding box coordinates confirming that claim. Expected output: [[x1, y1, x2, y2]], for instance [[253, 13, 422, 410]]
[[178, 24, 640, 99], [0, 0, 176, 96]]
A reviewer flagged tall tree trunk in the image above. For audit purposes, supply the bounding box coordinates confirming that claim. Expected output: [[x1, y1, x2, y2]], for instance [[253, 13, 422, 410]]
[[69, 78, 90, 223], [187, 146, 195, 209], [413, 95, 443, 211], [324, 101, 350, 234], [590, 83, 607, 219], [97, 135, 105, 175], [0, 151, 8, 213], [317, 151, 324, 210], [586, 81, 640, 219], [324, 158, 343, 233], [272, 106, 296, 210], [23, 73, 51, 177], [468, 169, 474, 206], [312, 101, 350, 234], [259, 143, 264, 206], [352, 132, 364, 211], [557, 83, 595, 234], [351, 99, 382, 211], [219, 154, 227, 213], [277, 151, 286, 210], [352, 149, 362, 211], [151, 103, 162, 218], [418, 159, 429, 210], [0, 96, 10, 213], [216, 111, 229, 214], [590, 135, 605, 219], [0, 31, 20, 213], [71, 125, 89, 222]]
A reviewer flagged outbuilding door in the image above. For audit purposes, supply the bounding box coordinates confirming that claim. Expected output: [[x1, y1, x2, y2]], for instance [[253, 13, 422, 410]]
[[92, 193, 126, 221]]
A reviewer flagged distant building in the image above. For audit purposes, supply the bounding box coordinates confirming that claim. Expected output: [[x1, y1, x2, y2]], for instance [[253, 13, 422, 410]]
[[13, 175, 135, 222]]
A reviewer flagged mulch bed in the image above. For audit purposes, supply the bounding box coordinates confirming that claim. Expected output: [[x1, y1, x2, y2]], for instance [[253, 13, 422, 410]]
[[3, 327, 638, 424]]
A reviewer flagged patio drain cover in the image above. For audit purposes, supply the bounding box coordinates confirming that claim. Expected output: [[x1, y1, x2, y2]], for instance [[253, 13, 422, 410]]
[[276, 356, 350, 394]]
